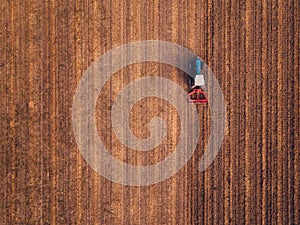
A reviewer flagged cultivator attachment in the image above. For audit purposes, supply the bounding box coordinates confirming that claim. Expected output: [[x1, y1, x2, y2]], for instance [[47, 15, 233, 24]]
[[188, 87, 208, 104]]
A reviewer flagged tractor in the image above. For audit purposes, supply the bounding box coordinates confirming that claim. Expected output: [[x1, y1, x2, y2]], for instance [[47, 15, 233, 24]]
[[188, 57, 208, 104]]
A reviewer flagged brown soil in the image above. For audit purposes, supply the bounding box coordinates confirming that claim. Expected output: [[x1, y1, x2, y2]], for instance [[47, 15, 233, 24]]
[[0, 0, 298, 224]]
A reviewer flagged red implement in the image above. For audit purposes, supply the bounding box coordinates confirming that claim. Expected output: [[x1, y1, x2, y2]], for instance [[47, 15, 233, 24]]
[[188, 87, 208, 104]]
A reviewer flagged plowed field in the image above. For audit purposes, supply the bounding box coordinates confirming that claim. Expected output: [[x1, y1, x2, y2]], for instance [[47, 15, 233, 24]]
[[0, 0, 298, 224]]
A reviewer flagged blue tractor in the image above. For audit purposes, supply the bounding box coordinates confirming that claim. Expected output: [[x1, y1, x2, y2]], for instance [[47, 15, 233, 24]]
[[188, 57, 208, 104]]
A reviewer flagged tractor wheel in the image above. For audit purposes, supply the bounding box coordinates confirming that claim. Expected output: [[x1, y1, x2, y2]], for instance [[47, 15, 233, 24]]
[[188, 76, 193, 88]]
